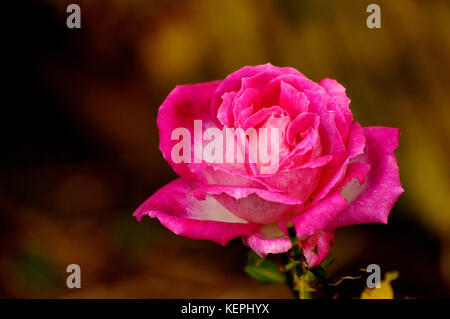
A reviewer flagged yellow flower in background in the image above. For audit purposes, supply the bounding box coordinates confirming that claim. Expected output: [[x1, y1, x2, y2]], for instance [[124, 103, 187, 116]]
[[361, 271, 399, 299]]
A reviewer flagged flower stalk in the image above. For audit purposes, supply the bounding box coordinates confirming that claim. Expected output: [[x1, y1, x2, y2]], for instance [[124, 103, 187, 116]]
[[283, 224, 317, 299]]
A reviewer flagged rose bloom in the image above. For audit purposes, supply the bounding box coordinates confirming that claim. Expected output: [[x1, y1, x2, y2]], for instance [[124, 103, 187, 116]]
[[134, 64, 404, 268]]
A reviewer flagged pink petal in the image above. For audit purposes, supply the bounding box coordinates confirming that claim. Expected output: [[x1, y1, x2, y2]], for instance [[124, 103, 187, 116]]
[[158, 81, 221, 180], [194, 163, 281, 191], [313, 121, 366, 203], [236, 105, 255, 127], [133, 178, 260, 246], [283, 128, 320, 163], [256, 113, 291, 174], [244, 226, 334, 269], [301, 231, 334, 268], [233, 88, 260, 125], [240, 71, 291, 98], [339, 162, 371, 189], [258, 157, 329, 202], [217, 91, 236, 127], [319, 78, 353, 127], [327, 127, 404, 228], [244, 234, 291, 257], [242, 106, 286, 131], [263, 73, 323, 110], [210, 63, 300, 120], [194, 185, 303, 204], [279, 81, 310, 118], [286, 112, 318, 145], [281, 191, 348, 238], [194, 185, 303, 224], [314, 110, 347, 181], [319, 78, 353, 144]]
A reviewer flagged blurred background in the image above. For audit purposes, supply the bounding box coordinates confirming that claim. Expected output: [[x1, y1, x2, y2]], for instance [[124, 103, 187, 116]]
[[1, 0, 449, 298]]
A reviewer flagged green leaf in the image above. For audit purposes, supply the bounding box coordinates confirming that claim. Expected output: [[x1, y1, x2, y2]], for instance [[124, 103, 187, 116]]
[[244, 251, 286, 284]]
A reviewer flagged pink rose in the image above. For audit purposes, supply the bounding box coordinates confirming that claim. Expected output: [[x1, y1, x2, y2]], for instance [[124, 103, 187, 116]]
[[134, 64, 404, 268]]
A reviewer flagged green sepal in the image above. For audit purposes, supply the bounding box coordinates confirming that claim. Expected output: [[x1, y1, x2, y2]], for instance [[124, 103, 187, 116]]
[[244, 251, 286, 284]]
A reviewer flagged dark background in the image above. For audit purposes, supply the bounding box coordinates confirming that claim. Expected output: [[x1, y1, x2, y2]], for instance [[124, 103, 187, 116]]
[[1, 0, 449, 298]]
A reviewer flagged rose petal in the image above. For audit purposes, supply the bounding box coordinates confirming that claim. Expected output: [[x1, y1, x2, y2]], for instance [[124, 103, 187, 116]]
[[339, 162, 371, 191], [282, 128, 320, 167], [158, 81, 221, 180], [217, 91, 236, 127], [281, 191, 348, 238], [326, 127, 404, 228], [319, 78, 353, 128], [134, 178, 260, 246], [313, 121, 366, 203], [233, 88, 260, 125], [259, 157, 328, 202], [194, 185, 303, 224], [211, 63, 300, 121], [286, 112, 319, 146], [194, 185, 303, 204], [197, 163, 268, 188], [243, 223, 292, 256], [256, 113, 291, 174], [319, 78, 353, 144], [242, 106, 286, 131], [279, 81, 310, 118], [301, 231, 334, 268], [244, 226, 334, 269], [263, 74, 324, 111]]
